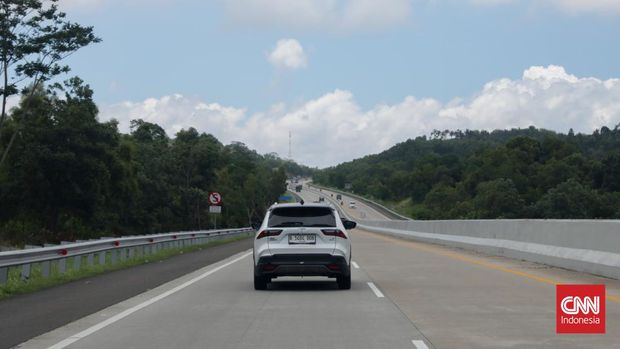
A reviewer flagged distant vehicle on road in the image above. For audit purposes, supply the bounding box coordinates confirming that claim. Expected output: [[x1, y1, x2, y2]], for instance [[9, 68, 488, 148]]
[[253, 203, 356, 290], [336, 194, 342, 200], [348, 201, 356, 209], [318, 197, 325, 202], [295, 184, 302, 192]]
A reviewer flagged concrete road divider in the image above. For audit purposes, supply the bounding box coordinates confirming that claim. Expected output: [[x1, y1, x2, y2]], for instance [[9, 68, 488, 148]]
[[358, 219, 620, 280]]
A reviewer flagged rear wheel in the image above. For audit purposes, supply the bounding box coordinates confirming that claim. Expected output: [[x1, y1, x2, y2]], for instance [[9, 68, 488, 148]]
[[337, 266, 351, 290], [254, 273, 268, 290]]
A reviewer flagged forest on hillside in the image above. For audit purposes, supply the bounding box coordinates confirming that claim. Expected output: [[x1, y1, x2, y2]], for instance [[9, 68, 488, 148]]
[[0, 81, 300, 245], [314, 126, 620, 220]]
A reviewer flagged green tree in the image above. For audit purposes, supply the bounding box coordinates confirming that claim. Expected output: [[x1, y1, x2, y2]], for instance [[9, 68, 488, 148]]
[[600, 151, 620, 192], [473, 178, 523, 218], [0, 79, 126, 242], [535, 179, 598, 219], [0, 0, 100, 167], [423, 184, 460, 218]]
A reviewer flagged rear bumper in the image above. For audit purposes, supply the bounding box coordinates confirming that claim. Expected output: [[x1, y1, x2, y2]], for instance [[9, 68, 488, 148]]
[[255, 254, 350, 278]]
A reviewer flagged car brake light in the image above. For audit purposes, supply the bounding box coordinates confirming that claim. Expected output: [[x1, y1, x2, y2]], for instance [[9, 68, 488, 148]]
[[327, 263, 340, 270], [256, 229, 282, 239], [262, 264, 276, 271], [321, 229, 347, 239]]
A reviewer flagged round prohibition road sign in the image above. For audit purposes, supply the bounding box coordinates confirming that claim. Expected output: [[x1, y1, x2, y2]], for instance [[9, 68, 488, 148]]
[[208, 192, 222, 205]]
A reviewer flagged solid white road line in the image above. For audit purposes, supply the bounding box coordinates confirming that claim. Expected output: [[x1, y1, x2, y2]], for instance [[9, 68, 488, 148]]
[[352, 261, 360, 269], [47, 251, 253, 349], [412, 340, 430, 349], [367, 282, 384, 298]]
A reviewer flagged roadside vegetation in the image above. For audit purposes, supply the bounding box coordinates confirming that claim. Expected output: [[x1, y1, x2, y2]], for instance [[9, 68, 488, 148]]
[[314, 127, 620, 219], [0, 76, 301, 246]]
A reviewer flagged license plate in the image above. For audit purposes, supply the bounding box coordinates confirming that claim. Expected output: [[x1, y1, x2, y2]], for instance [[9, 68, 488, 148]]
[[288, 234, 316, 244]]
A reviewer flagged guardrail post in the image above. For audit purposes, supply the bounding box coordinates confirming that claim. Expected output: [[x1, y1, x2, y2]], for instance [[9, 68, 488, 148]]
[[0, 267, 8, 285], [87, 253, 94, 267], [120, 248, 126, 262], [99, 251, 106, 265], [111, 250, 118, 265], [74, 255, 81, 272], [58, 258, 66, 274], [128, 247, 134, 259], [41, 261, 51, 278]]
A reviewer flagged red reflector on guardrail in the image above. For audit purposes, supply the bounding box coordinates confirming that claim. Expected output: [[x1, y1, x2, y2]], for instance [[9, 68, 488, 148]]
[[113, 241, 120, 247], [172, 235, 177, 239], [58, 249, 68, 256]]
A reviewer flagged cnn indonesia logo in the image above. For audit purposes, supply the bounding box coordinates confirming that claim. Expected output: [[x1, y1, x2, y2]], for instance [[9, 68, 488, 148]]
[[556, 284, 606, 334]]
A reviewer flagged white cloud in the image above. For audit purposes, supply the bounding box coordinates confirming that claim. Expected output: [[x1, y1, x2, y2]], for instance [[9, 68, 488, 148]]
[[552, 0, 620, 15], [268, 39, 308, 70], [99, 65, 620, 168], [58, 0, 172, 12], [472, 0, 620, 15], [222, 0, 413, 32], [59, 0, 104, 10], [5, 95, 20, 112]]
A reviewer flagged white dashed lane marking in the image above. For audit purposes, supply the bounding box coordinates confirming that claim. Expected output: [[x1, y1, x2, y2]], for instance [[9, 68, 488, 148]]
[[367, 282, 385, 298], [412, 340, 430, 349]]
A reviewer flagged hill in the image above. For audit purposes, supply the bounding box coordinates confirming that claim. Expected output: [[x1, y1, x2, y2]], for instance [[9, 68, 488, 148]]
[[314, 126, 620, 219]]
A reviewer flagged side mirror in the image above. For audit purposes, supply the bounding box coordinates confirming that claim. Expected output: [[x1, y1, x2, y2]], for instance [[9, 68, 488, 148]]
[[342, 219, 357, 230]]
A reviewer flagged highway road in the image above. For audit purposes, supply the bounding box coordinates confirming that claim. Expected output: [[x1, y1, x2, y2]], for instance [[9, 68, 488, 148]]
[[301, 184, 387, 221], [16, 185, 620, 349]]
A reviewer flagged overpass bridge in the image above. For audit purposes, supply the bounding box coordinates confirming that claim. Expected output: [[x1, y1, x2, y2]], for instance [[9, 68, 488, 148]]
[[6, 186, 620, 349]]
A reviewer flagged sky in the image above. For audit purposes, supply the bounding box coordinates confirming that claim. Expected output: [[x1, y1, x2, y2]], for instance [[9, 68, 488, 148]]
[[45, 0, 620, 167]]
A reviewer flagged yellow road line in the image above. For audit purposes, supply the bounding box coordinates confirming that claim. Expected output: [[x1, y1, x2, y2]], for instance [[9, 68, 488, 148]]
[[357, 230, 620, 304]]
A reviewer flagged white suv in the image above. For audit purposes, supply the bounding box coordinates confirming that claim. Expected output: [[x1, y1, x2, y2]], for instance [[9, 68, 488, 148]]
[[253, 202, 356, 290]]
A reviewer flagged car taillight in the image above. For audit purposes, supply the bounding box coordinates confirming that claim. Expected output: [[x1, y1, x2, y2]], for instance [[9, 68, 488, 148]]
[[262, 264, 276, 271], [327, 263, 340, 271], [256, 229, 282, 239], [321, 229, 347, 239]]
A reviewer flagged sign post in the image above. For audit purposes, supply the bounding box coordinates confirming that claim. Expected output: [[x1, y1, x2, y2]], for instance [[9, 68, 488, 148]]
[[208, 192, 222, 229]]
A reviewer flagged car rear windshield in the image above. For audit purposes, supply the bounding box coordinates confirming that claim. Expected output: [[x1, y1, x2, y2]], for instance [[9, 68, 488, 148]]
[[268, 207, 336, 228]]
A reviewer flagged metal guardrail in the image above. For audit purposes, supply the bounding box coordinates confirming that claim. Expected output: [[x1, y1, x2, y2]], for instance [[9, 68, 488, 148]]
[[309, 183, 411, 221], [0, 228, 253, 285]]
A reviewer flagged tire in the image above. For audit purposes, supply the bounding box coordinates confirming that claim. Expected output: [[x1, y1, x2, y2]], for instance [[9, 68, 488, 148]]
[[254, 273, 268, 290], [253, 264, 268, 290], [337, 266, 351, 290]]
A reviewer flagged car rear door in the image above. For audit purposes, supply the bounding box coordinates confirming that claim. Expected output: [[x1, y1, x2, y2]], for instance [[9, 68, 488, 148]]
[[266, 207, 337, 255]]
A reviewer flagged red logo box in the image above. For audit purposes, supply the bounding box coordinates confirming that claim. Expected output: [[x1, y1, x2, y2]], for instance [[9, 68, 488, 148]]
[[556, 284, 605, 334]]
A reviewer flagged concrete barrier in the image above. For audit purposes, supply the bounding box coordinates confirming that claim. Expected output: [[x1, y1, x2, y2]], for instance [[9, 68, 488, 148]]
[[358, 219, 620, 280]]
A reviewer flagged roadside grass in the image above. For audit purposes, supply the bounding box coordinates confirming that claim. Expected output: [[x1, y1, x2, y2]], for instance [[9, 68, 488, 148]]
[[0, 235, 250, 300], [381, 198, 415, 218]]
